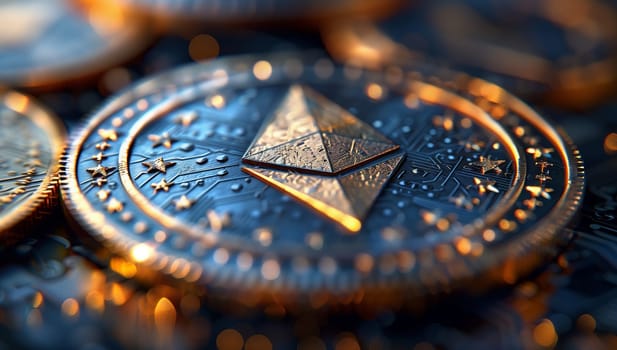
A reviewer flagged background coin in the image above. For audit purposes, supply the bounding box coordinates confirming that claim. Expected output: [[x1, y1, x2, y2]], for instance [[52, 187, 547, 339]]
[[322, 0, 617, 109], [0, 90, 66, 242], [0, 0, 151, 89]]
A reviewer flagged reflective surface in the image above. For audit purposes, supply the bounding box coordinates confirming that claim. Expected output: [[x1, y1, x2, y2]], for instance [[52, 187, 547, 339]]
[[0, 1, 615, 349], [0, 0, 149, 88], [61, 54, 582, 304], [0, 91, 65, 240]]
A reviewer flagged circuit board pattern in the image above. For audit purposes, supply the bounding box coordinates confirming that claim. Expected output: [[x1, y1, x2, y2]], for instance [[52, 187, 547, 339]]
[[63, 54, 581, 298]]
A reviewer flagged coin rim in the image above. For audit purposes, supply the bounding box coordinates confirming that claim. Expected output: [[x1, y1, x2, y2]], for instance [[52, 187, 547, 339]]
[[60, 53, 585, 303], [0, 89, 66, 236]]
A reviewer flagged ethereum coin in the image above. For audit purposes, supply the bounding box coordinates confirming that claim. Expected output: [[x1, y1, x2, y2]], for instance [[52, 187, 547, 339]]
[[61, 53, 583, 305], [322, 0, 617, 109], [0, 0, 151, 89], [0, 90, 65, 242]]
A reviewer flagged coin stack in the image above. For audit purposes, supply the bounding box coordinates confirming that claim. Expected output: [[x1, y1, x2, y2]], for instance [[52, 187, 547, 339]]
[[0, 1, 615, 349]]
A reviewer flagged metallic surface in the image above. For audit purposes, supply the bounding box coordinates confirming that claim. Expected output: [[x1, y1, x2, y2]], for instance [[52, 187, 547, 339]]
[[242, 84, 403, 231], [108, 0, 402, 25], [61, 53, 583, 305], [0, 90, 65, 240], [0, 0, 150, 89], [322, 0, 617, 109]]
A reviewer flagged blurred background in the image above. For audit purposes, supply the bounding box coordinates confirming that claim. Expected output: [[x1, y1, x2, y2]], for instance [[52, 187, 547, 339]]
[[0, 0, 616, 349]]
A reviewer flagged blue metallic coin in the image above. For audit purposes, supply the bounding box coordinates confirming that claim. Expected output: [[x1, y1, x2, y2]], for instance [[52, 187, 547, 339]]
[[61, 53, 583, 305], [0, 90, 65, 241], [109, 0, 401, 24], [0, 0, 151, 89], [323, 0, 617, 108]]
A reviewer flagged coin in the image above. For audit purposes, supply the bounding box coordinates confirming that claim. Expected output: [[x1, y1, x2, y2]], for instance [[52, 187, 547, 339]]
[[0, 0, 151, 89], [61, 53, 583, 306], [322, 0, 617, 109], [0, 90, 66, 242], [108, 0, 401, 26]]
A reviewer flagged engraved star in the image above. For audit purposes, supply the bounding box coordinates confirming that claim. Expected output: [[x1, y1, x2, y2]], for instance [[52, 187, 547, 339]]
[[142, 157, 176, 174], [91, 152, 108, 162], [97, 129, 118, 141], [12, 187, 25, 195], [151, 178, 174, 193], [106, 198, 124, 213], [525, 186, 554, 199], [96, 142, 111, 151], [174, 111, 198, 127], [96, 189, 111, 201], [87, 164, 116, 178], [148, 132, 175, 149], [173, 195, 194, 211], [469, 156, 506, 174], [23, 168, 37, 176], [473, 177, 499, 194]]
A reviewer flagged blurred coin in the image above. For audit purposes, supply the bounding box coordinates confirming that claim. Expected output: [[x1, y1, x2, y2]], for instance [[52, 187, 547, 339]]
[[0, 90, 65, 242], [61, 53, 583, 306], [0, 0, 151, 89], [108, 0, 402, 27], [322, 0, 617, 109]]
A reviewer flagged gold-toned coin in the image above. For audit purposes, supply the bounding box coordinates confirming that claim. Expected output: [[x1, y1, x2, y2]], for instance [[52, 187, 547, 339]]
[[0, 90, 65, 242], [61, 53, 583, 307], [0, 0, 151, 89]]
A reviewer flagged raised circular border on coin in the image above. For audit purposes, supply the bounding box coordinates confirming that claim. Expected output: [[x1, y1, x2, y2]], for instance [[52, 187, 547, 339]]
[[61, 53, 584, 307], [0, 90, 66, 241], [0, 0, 151, 89]]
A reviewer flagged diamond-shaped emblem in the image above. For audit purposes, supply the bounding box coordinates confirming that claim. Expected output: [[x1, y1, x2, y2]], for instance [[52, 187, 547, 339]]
[[242, 85, 404, 232]]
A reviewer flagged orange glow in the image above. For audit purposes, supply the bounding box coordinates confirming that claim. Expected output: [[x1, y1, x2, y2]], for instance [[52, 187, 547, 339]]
[[130, 243, 153, 263], [245, 335, 273, 350], [355, 253, 374, 273], [86, 291, 105, 312], [261, 259, 281, 281], [154, 297, 177, 331], [253, 60, 273, 81], [189, 34, 220, 61], [217, 329, 244, 350], [61, 298, 80, 317], [533, 319, 558, 347], [243, 167, 362, 232], [207, 94, 226, 110], [32, 292, 43, 308], [366, 83, 384, 100], [5, 92, 29, 113], [455, 238, 472, 255], [110, 257, 137, 278], [604, 133, 617, 154], [110, 283, 130, 306]]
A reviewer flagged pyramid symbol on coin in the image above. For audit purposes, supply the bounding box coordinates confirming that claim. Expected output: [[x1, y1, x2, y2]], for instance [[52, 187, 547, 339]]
[[242, 84, 404, 232]]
